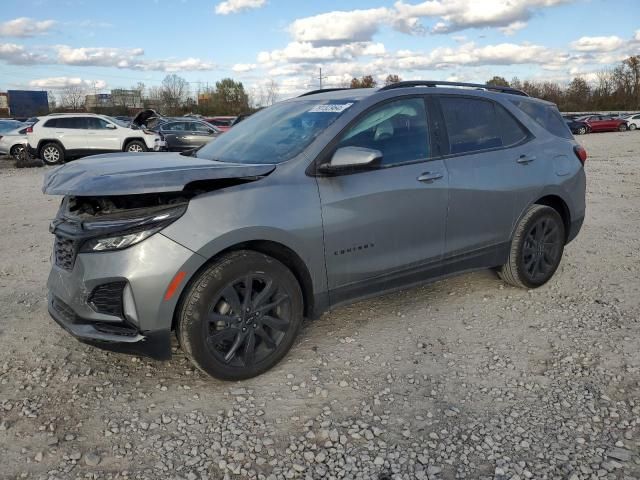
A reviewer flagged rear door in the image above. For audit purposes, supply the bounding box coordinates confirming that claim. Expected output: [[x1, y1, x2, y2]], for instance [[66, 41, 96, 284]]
[[86, 117, 120, 151], [436, 95, 533, 261], [317, 96, 449, 299], [160, 121, 189, 151], [186, 121, 218, 149], [53, 117, 88, 152]]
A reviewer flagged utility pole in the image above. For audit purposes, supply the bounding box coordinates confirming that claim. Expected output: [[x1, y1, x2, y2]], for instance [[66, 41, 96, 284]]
[[318, 68, 328, 89]]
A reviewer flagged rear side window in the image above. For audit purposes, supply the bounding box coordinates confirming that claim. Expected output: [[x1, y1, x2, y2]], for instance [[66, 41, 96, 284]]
[[510, 99, 572, 139], [44, 119, 58, 128], [440, 97, 527, 154]]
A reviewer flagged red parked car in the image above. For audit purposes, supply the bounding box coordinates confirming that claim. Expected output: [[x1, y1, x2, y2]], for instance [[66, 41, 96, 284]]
[[577, 115, 628, 132], [204, 116, 236, 132]]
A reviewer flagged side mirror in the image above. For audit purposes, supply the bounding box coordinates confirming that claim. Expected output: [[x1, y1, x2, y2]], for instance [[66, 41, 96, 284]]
[[319, 146, 382, 173], [106, 123, 117, 129]]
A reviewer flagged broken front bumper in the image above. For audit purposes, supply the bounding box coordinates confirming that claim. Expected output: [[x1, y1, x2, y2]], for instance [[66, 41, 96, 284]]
[[46, 231, 202, 360]]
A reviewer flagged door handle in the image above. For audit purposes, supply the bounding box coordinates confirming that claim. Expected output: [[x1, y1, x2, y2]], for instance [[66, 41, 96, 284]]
[[517, 154, 536, 164], [417, 172, 444, 183]]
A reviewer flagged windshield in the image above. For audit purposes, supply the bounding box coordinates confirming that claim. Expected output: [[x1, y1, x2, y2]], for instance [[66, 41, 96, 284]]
[[195, 99, 356, 164]]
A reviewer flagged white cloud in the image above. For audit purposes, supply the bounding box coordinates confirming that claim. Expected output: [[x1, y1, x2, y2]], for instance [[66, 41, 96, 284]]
[[570, 36, 625, 52], [215, 0, 266, 15], [232, 63, 257, 72], [259, 41, 385, 64], [0, 42, 48, 64], [499, 21, 527, 36], [28, 76, 107, 89], [0, 17, 56, 37], [138, 57, 215, 72]]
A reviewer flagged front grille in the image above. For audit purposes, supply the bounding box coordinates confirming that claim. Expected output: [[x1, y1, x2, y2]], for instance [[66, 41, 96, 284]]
[[88, 282, 126, 318], [51, 296, 76, 323], [54, 235, 77, 271]]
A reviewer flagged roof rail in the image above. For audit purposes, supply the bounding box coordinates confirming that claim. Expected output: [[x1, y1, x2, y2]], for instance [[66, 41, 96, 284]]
[[298, 88, 352, 97], [379, 80, 529, 97]]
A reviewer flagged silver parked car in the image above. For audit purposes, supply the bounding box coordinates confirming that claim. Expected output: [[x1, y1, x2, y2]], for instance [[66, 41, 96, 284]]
[[43, 81, 586, 381], [0, 124, 28, 159]]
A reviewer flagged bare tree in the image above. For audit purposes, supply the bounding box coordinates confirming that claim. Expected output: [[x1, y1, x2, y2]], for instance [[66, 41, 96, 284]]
[[161, 74, 189, 115], [60, 85, 86, 111], [384, 74, 402, 86], [47, 91, 57, 112], [263, 79, 279, 106]]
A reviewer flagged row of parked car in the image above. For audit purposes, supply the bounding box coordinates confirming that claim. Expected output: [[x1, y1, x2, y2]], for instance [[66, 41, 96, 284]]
[[563, 112, 640, 134], [2, 109, 638, 164], [0, 111, 243, 163]]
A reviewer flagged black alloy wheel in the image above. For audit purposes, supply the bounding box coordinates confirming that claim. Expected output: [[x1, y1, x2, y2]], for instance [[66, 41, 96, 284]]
[[178, 250, 303, 380], [204, 274, 291, 367], [520, 215, 563, 284]]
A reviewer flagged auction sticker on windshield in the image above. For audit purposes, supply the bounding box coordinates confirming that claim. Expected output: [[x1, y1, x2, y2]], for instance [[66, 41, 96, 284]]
[[308, 103, 354, 113]]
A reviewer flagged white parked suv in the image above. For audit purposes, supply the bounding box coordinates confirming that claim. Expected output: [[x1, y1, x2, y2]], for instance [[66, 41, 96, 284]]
[[27, 113, 166, 165], [623, 113, 640, 130]]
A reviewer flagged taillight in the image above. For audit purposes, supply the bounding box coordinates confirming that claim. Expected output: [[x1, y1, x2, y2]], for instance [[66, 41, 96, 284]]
[[26, 126, 33, 133], [574, 145, 587, 165]]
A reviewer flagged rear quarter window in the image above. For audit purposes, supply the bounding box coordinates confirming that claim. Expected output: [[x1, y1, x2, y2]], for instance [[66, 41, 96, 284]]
[[43, 119, 58, 128], [510, 99, 573, 140]]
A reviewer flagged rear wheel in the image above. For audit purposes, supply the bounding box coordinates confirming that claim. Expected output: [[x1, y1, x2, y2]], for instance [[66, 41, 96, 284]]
[[618, 124, 628, 132], [125, 140, 147, 152], [177, 250, 304, 380], [40, 143, 64, 165], [499, 205, 565, 289], [629, 123, 637, 131], [577, 126, 587, 135]]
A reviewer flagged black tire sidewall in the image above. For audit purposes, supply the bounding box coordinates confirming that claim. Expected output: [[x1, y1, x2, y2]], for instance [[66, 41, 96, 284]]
[[126, 141, 147, 152], [514, 207, 565, 288], [41, 143, 64, 165], [178, 251, 303, 381]]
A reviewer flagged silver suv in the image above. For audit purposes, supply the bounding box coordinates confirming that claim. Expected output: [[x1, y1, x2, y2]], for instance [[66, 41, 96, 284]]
[[43, 81, 586, 380]]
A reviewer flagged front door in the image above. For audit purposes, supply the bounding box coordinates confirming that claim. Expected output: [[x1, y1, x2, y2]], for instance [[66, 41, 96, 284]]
[[86, 117, 120, 151], [161, 121, 190, 151], [316, 97, 449, 301]]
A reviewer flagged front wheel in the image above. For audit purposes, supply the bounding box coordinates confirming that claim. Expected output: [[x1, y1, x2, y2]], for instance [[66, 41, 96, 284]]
[[125, 140, 147, 152], [498, 205, 565, 289], [629, 124, 637, 131], [618, 124, 628, 132], [177, 251, 304, 380], [10, 144, 26, 160], [577, 126, 587, 135]]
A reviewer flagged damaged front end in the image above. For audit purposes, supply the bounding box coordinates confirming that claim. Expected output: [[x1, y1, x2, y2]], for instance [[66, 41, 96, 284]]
[[43, 153, 277, 360]]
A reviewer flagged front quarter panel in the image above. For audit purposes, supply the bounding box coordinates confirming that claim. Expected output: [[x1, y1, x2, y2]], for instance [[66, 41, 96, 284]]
[[160, 163, 327, 296]]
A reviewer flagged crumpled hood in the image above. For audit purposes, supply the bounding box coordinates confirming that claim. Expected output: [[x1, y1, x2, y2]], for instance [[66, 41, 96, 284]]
[[42, 152, 276, 196]]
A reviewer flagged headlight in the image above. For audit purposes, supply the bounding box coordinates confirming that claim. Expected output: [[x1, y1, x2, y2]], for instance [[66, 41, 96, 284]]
[[80, 225, 165, 252], [78, 205, 186, 253]]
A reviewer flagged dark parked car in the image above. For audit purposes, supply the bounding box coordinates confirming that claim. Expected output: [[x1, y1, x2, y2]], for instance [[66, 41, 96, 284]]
[[156, 119, 221, 151], [43, 80, 586, 381], [205, 116, 236, 132], [565, 119, 590, 135], [577, 115, 628, 132]]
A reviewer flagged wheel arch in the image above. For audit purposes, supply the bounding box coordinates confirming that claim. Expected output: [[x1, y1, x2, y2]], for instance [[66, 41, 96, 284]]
[[122, 137, 146, 150], [37, 139, 65, 154], [533, 194, 571, 242], [171, 239, 316, 332]]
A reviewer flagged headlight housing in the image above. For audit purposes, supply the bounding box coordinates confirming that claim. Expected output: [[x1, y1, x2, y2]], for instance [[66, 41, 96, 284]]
[[78, 205, 186, 253]]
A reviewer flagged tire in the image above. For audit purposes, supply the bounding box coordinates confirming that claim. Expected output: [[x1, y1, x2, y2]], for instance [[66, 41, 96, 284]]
[[40, 143, 64, 165], [125, 140, 147, 153], [498, 205, 565, 289], [629, 124, 637, 131], [618, 124, 628, 132], [10, 144, 25, 160], [577, 126, 587, 135], [177, 250, 304, 381]]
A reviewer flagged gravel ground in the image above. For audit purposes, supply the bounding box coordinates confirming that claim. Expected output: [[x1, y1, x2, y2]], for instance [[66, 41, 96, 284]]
[[0, 132, 639, 480]]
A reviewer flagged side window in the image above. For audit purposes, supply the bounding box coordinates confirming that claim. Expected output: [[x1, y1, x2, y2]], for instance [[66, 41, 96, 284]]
[[335, 97, 430, 166], [440, 97, 502, 154], [87, 118, 111, 129], [495, 104, 529, 146], [510, 99, 572, 140], [57, 117, 86, 129], [163, 122, 186, 131], [44, 119, 58, 128], [192, 122, 212, 133]]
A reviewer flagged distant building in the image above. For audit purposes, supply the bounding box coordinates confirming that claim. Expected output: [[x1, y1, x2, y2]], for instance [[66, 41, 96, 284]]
[[0, 92, 8, 117], [111, 89, 143, 109], [85, 93, 113, 110], [6, 90, 49, 117]]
